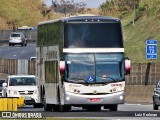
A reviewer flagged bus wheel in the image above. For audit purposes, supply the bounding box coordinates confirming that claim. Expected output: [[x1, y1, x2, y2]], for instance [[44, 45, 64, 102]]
[[59, 105, 71, 112], [40, 86, 44, 104], [44, 104, 52, 111], [53, 105, 59, 112], [109, 105, 118, 111], [44, 95, 52, 111]]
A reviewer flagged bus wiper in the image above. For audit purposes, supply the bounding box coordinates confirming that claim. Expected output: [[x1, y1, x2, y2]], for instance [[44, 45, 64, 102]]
[[105, 76, 117, 82], [69, 78, 89, 84]]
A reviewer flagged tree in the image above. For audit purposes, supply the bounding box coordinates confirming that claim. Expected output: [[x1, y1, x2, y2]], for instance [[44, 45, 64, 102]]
[[99, 0, 141, 26], [51, 0, 86, 16]]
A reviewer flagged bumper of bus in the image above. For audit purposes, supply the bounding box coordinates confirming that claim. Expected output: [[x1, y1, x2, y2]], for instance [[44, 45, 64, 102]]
[[64, 91, 124, 105]]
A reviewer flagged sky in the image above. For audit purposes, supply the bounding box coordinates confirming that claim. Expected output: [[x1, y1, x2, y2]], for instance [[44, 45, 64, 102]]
[[43, 0, 107, 8]]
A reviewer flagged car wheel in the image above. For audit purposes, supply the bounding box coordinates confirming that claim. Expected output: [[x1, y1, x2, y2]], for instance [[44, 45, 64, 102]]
[[33, 103, 43, 108], [153, 103, 159, 110], [9, 43, 11, 46]]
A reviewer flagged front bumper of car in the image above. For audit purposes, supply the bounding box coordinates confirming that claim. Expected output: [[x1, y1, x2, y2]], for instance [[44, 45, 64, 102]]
[[153, 90, 160, 105]]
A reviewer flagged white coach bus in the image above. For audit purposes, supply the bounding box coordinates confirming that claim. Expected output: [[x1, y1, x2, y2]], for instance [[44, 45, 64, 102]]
[[36, 15, 131, 112]]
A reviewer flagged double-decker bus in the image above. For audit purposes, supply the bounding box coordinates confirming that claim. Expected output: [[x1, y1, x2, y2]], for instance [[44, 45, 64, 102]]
[[36, 15, 131, 112]]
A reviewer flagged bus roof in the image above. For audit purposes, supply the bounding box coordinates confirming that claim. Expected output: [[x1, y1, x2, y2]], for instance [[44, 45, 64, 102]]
[[38, 15, 120, 26]]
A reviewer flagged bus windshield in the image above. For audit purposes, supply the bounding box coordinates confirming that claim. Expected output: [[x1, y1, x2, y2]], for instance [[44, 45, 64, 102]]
[[65, 53, 124, 83], [64, 22, 123, 48]]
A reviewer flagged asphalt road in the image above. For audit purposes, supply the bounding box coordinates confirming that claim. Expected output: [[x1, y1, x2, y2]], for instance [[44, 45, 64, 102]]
[[17, 103, 160, 118], [0, 44, 36, 59]]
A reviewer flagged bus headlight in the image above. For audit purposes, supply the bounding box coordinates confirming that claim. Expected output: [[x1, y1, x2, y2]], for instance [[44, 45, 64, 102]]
[[119, 96, 123, 100], [66, 96, 70, 100]]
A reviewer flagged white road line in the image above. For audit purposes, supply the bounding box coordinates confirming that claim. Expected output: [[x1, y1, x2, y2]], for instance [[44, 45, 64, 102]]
[[124, 103, 152, 106]]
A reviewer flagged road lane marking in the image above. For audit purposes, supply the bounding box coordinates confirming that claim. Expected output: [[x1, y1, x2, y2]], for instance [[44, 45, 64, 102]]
[[124, 103, 152, 106]]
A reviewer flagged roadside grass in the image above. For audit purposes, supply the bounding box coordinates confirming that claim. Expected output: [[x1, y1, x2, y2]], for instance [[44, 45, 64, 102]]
[[122, 14, 160, 63]]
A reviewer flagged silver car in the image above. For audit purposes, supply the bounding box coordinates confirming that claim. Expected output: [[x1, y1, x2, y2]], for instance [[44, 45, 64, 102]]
[[9, 32, 27, 46], [153, 80, 160, 110]]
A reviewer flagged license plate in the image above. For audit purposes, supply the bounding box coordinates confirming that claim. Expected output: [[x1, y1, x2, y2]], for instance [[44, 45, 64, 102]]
[[25, 97, 31, 100], [90, 98, 100, 102]]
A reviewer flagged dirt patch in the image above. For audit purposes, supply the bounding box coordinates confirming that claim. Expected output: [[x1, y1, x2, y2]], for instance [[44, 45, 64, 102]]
[[125, 85, 155, 104]]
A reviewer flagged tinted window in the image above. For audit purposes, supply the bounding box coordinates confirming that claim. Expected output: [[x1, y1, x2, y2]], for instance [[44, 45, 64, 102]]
[[0, 80, 5, 87], [11, 34, 20, 37], [64, 22, 123, 48]]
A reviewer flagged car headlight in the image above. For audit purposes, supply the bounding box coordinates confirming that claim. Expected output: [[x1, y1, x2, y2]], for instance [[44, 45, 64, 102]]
[[9, 90, 18, 94], [34, 90, 37, 94]]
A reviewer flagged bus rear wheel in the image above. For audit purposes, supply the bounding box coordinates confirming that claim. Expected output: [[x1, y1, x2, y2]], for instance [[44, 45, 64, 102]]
[[58, 105, 71, 112], [44, 103, 52, 111], [43, 95, 52, 111]]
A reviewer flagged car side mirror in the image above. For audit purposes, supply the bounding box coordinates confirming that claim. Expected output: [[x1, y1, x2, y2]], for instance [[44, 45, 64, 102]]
[[2, 83, 7, 87]]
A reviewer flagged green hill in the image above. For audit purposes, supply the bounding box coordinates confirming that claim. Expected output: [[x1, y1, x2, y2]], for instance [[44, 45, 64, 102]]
[[1, 0, 160, 63], [99, 0, 160, 62], [0, 0, 61, 29], [122, 14, 160, 63]]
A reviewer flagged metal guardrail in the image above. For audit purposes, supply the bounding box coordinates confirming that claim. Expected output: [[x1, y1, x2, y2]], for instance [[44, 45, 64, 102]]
[[0, 97, 25, 111], [0, 59, 36, 75]]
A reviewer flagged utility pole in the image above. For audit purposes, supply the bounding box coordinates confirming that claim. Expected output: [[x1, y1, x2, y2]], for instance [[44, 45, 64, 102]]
[[133, 4, 135, 26]]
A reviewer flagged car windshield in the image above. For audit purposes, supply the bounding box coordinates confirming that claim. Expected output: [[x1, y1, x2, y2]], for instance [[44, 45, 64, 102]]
[[0, 80, 5, 87], [11, 34, 20, 37], [9, 77, 36, 86]]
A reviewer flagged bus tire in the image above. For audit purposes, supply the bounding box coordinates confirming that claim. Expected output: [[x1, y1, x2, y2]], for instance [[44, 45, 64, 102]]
[[53, 105, 59, 112], [59, 105, 71, 112], [44, 104, 52, 111], [34, 103, 43, 108], [43, 95, 52, 111], [40, 86, 44, 103], [56, 87, 71, 112]]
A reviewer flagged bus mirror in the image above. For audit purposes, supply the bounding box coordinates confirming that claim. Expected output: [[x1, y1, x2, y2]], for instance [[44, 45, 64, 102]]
[[59, 61, 65, 76], [125, 58, 131, 75]]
